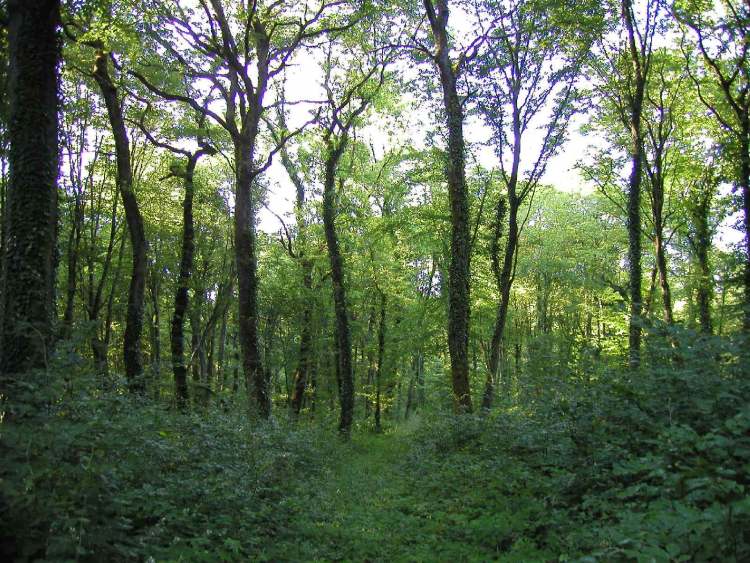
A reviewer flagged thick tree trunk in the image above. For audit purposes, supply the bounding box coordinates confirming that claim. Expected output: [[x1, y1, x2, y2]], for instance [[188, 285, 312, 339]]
[[0, 0, 60, 382], [323, 146, 354, 435], [93, 52, 147, 392], [425, 0, 472, 412], [234, 139, 270, 418]]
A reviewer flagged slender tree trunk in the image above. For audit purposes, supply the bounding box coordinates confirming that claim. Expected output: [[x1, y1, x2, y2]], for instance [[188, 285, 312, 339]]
[[485, 160, 519, 408], [0, 0, 60, 383], [654, 229, 673, 324], [62, 193, 83, 338], [691, 189, 713, 335], [93, 52, 147, 392], [323, 145, 354, 435], [740, 125, 750, 332], [375, 291, 386, 433], [103, 233, 127, 374], [290, 263, 313, 415], [650, 172, 674, 324], [622, 0, 647, 369], [217, 304, 228, 391], [149, 269, 161, 374], [425, 0, 472, 412], [170, 154, 201, 408], [644, 264, 657, 317]]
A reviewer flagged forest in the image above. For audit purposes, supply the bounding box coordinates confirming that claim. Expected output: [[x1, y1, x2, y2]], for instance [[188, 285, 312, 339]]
[[1, 0, 749, 560]]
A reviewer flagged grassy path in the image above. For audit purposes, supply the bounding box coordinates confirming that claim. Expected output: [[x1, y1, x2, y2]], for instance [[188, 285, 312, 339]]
[[266, 425, 437, 561], [262, 421, 549, 562]]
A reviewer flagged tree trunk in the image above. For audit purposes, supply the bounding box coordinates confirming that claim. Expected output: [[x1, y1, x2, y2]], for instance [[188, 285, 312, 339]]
[[217, 303, 228, 391], [234, 138, 269, 418], [375, 291, 386, 433], [149, 267, 161, 376], [0, 0, 60, 383], [290, 263, 314, 415], [323, 144, 354, 435], [695, 222, 713, 335], [93, 52, 147, 392], [485, 139, 520, 409], [622, 0, 646, 369], [62, 192, 84, 339], [740, 124, 750, 332], [649, 165, 674, 325], [425, 0, 472, 412]]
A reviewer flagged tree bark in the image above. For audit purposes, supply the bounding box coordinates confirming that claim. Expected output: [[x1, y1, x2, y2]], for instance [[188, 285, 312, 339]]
[[93, 52, 147, 392], [424, 0, 472, 412], [0, 0, 60, 382]]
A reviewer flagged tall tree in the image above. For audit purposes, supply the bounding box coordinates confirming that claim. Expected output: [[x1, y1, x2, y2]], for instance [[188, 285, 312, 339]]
[[0, 0, 60, 383], [587, 0, 661, 367], [137, 109, 215, 408], [641, 51, 686, 326], [318, 41, 390, 435], [92, 51, 149, 392]]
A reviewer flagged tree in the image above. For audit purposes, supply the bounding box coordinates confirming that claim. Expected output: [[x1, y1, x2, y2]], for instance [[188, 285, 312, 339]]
[[0, 0, 60, 385], [421, 0, 479, 412], [318, 39, 390, 435], [476, 0, 596, 407], [91, 51, 149, 392], [587, 0, 662, 368], [137, 108, 215, 407]]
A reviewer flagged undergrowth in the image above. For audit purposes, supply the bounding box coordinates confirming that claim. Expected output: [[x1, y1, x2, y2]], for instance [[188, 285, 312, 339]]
[[1, 329, 748, 561], [1, 374, 334, 561], [407, 330, 750, 561]]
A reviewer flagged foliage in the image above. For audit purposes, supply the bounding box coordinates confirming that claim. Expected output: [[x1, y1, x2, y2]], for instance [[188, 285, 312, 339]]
[[407, 329, 750, 560], [1, 369, 334, 561]]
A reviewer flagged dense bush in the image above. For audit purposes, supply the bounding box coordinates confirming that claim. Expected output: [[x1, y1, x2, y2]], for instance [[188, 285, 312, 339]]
[[1, 373, 334, 561]]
